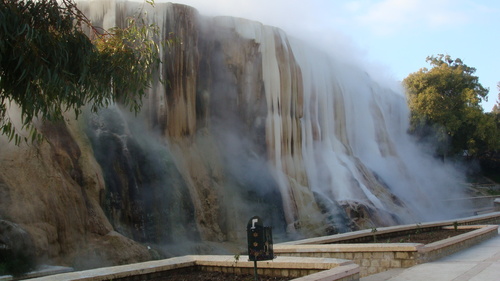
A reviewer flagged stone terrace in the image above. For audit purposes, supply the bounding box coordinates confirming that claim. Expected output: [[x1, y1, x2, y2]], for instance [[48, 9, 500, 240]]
[[274, 212, 500, 277], [14, 212, 500, 281]]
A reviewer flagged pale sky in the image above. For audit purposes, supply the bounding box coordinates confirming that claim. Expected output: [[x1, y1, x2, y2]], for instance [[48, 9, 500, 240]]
[[170, 0, 500, 111]]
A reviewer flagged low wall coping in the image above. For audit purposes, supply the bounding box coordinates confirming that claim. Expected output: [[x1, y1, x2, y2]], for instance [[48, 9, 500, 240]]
[[30, 256, 356, 281], [275, 225, 498, 255], [275, 243, 423, 253], [32, 256, 196, 281], [419, 225, 498, 253], [193, 255, 352, 269], [278, 212, 500, 246]]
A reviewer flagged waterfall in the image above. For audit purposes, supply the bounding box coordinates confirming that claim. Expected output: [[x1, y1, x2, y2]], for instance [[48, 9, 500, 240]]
[[18, 0, 468, 258]]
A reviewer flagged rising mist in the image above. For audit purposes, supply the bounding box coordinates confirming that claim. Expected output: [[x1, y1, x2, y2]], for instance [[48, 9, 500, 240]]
[[64, 0, 474, 258]]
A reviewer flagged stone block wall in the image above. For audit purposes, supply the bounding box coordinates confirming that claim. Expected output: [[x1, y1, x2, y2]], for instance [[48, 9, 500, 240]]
[[29, 256, 360, 281], [278, 249, 419, 277], [199, 265, 326, 279], [275, 225, 499, 277], [416, 225, 499, 263]]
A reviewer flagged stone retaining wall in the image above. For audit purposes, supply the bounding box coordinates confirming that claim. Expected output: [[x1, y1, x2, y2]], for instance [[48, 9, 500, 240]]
[[279, 212, 500, 246], [275, 225, 498, 277], [417, 225, 498, 263], [29, 256, 360, 281], [275, 244, 421, 277], [457, 212, 500, 225]]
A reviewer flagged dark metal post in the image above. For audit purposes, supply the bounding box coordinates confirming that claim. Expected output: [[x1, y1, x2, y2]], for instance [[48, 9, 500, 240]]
[[253, 260, 258, 281]]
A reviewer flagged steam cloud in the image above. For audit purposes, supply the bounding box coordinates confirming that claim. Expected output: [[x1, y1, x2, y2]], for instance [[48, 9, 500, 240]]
[[81, 0, 471, 254], [165, 0, 470, 222]]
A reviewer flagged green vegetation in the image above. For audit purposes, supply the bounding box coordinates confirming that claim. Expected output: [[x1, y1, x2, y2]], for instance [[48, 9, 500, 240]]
[[485, 188, 500, 196], [371, 227, 378, 242], [0, 0, 162, 143], [403, 54, 499, 159], [492, 83, 500, 114], [415, 223, 422, 234]]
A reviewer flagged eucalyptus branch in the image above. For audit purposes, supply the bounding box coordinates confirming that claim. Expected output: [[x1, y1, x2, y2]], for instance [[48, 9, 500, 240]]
[[0, 0, 164, 144]]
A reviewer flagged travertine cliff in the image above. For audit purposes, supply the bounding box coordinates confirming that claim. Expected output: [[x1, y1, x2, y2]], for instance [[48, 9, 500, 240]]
[[0, 0, 467, 270], [0, 113, 151, 268]]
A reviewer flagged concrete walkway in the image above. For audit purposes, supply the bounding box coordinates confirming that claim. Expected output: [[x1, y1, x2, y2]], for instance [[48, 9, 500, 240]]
[[361, 230, 500, 281]]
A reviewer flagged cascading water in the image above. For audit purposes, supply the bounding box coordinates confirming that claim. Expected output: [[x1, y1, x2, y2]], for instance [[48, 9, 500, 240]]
[[78, 1, 469, 243], [0, 0, 471, 264]]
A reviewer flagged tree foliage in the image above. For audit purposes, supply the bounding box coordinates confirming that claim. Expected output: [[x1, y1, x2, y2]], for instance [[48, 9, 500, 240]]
[[403, 54, 499, 157], [0, 0, 161, 143], [493, 82, 500, 114]]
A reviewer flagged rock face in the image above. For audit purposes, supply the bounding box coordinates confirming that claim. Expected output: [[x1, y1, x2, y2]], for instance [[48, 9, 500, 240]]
[[0, 0, 468, 269], [0, 116, 151, 269], [0, 220, 36, 275]]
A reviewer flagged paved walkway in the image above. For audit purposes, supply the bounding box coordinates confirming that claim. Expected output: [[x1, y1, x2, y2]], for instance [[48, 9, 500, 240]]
[[361, 230, 500, 281]]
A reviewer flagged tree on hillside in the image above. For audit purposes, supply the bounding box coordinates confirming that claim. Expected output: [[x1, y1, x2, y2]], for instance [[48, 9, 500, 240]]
[[492, 83, 500, 151], [403, 54, 498, 158], [492, 82, 500, 114], [0, 0, 161, 143]]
